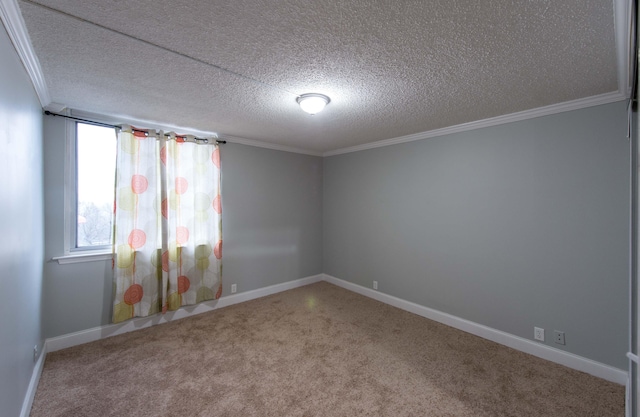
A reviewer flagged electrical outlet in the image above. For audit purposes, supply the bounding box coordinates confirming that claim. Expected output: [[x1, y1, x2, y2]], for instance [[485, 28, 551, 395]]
[[554, 331, 566, 345], [33, 345, 38, 362], [373, 281, 378, 290], [534, 327, 545, 342], [231, 284, 237, 294]]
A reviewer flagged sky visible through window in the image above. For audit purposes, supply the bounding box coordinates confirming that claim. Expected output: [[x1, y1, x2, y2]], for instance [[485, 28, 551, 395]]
[[76, 123, 117, 247]]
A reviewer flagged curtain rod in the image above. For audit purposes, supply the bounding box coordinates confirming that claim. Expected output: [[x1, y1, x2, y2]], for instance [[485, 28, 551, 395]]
[[43, 111, 226, 145]]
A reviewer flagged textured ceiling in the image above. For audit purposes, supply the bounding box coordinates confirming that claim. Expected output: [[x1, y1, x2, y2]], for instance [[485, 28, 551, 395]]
[[19, 0, 618, 153]]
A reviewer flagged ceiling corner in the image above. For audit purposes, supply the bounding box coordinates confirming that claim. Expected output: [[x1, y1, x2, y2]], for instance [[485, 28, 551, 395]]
[[614, 0, 633, 98], [0, 0, 51, 107]]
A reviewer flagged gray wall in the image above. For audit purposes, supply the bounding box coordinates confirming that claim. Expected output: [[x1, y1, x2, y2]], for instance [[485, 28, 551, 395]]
[[37, 60, 629, 373], [42, 113, 114, 338], [324, 101, 630, 369], [43, 123, 323, 338], [222, 143, 323, 290], [0, 24, 44, 417]]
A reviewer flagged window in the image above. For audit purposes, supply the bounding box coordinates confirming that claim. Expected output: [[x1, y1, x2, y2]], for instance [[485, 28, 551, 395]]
[[72, 122, 117, 250]]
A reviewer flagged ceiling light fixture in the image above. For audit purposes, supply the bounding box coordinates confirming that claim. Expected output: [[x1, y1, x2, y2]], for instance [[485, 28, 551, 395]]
[[296, 93, 330, 115]]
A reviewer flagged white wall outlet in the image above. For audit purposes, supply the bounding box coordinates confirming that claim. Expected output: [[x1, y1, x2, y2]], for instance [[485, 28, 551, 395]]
[[231, 283, 237, 294], [554, 330, 566, 345], [373, 281, 378, 290], [33, 345, 38, 362], [534, 327, 545, 341]]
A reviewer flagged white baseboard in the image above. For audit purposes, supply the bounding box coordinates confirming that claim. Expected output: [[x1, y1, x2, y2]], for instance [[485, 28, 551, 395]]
[[46, 274, 323, 352], [322, 274, 628, 385], [39, 272, 627, 391], [20, 341, 47, 417]]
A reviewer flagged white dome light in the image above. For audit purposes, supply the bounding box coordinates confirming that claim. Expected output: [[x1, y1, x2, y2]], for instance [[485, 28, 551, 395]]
[[297, 93, 330, 115]]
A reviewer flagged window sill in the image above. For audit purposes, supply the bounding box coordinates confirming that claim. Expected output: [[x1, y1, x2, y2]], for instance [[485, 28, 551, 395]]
[[52, 251, 112, 265]]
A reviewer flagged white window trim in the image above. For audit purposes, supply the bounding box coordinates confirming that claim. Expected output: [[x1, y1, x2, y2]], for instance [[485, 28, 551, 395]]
[[63, 116, 73, 255], [52, 252, 112, 265], [51, 109, 219, 264], [54, 117, 113, 264]]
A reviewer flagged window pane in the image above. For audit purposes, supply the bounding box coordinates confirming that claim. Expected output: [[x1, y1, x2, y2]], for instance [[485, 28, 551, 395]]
[[76, 123, 116, 248]]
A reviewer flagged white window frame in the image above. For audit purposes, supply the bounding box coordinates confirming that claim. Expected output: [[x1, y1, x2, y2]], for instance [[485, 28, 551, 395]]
[[51, 110, 219, 264], [53, 118, 115, 264]]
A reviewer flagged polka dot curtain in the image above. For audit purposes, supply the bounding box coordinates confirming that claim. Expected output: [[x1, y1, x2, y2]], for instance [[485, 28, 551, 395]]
[[112, 127, 222, 323]]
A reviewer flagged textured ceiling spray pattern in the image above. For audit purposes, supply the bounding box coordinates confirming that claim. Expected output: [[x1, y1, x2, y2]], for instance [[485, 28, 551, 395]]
[[19, 0, 617, 152]]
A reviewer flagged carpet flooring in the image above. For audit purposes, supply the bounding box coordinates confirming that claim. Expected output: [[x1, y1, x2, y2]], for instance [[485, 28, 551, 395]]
[[30, 282, 624, 416]]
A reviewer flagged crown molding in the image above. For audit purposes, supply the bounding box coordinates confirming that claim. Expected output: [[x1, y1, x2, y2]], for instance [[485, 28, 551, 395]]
[[322, 1, 633, 157], [56, 107, 324, 156], [67, 108, 220, 138], [614, 0, 633, 98], [43, 102, 67, 113], [220, 134, 324, 157], [323, 91, 627, 157], [0, 0, 50, 106], [71, 109, 321, 157], [61, 107, 324, 156], [60, 90, 627, 159], [2, 0, 629, 158]]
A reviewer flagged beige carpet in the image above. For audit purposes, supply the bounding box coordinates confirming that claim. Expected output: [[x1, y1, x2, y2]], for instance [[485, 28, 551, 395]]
[[30, 282, 624, 416]]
